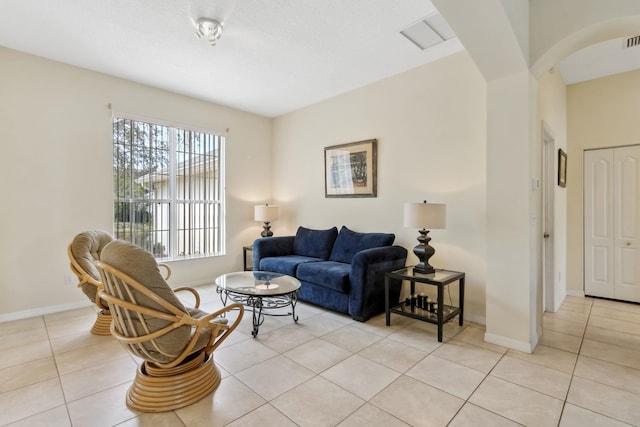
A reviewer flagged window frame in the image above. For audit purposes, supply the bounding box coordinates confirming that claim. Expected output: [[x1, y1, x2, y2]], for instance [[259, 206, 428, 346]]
[[112, 112, 226, 261]]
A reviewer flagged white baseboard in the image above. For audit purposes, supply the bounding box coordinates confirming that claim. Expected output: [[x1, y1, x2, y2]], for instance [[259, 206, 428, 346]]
[[183, 279, 216, 288], [485, 331, 537, 353], [463, 312, 486, 326], [0, 300, 92, 323], [566, 289, 585, 298], [0, 279, 218, 324], [0, 281, 216, 324]]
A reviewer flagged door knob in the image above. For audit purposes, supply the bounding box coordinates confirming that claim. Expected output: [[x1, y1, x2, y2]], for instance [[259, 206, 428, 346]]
[[544, 233, 550, 238], [627, 242, 632, 246]]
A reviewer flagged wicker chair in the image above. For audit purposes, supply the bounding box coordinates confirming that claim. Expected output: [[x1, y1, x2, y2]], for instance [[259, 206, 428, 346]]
[[95, 240, 243, 412], [68, 231, 172, 335], [67, 231, 116, 334]]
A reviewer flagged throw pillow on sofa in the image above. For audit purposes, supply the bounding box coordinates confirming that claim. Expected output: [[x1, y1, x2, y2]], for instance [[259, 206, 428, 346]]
[[293, 226, 338, 260], [329, 226, 395, 264]]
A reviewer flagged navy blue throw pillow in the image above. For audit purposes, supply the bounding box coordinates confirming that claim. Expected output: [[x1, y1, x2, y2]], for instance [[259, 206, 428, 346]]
[[329, 226, 395, 264], [292, 226, 338, 260]]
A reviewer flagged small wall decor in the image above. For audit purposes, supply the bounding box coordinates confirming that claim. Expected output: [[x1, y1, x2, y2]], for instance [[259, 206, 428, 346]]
[[324, 139, 377, 198], [558, 148, 567, 188]]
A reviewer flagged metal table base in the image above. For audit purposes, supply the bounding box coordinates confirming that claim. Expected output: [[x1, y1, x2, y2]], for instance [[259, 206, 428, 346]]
[[217, 287, 299, 337]]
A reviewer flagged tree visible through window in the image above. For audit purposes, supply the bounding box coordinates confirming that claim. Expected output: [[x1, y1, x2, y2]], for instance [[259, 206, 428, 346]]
[[113, 117, 225, 259]]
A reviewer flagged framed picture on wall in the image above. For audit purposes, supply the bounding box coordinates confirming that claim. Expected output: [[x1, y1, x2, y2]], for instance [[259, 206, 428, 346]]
[[558, 148, 567, 188], [324, 139, 377, 198]]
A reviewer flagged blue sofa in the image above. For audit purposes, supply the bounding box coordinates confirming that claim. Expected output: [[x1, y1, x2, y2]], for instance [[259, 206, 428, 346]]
[[253, 226, 408, 321]]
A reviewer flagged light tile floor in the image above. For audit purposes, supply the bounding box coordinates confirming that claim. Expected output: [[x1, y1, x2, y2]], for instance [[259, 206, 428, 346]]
[[1, 289, 640, 426]]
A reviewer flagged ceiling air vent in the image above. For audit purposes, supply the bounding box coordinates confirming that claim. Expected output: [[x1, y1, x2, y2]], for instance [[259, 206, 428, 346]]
[[625, 36, 640, 49], [400, 13, 456, 50]]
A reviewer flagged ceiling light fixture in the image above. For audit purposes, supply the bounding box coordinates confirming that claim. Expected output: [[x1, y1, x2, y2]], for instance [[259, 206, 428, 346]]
[[195, 18, 224, 46]]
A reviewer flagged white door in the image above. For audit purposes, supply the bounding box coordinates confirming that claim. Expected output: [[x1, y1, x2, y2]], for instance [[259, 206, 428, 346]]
[[614, 146, 640, 301], [584, 145, 640, 302], [584, 149, 614, 298]]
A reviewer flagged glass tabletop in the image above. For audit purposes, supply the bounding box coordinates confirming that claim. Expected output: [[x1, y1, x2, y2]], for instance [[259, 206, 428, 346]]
[[390, 267, 464, 283], [215, 271, 301, 296]]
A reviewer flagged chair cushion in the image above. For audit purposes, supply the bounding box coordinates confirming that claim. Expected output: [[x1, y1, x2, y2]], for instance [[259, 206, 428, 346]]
[[188, 308, 229, 340], [100, 240, 191, 362], [292, 226, 338, 260], [187, 308, 228, 325], [329, 226, 395, 264], [297, 261, 351, 293], [70, 230, 114, 300]]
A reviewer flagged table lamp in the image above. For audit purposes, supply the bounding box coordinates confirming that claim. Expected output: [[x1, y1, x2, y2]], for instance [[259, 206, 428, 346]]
[[404, 200, 446, 274], [254, 204, 279, 237]]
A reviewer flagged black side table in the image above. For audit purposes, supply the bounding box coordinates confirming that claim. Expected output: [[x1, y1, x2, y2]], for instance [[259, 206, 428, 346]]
[[385, 267, 465, 342], [243, 245, 253, 271]]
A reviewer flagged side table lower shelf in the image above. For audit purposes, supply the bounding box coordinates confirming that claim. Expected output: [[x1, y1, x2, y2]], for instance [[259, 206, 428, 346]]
[[389, 303, 460, 325]]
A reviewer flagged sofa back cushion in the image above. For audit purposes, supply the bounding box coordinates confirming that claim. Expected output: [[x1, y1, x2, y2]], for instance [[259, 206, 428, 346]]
[[293, 226, 338, 260], [329, 226, 395, 264]]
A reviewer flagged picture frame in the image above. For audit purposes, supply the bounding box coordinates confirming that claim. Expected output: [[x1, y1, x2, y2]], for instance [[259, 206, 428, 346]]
[[324, 139, 377, 198], [558, 148, 567, 188]]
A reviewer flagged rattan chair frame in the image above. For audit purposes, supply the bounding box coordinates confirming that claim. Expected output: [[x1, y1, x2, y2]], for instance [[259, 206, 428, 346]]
[[95, 259, 242, 368], [67, 244, 112, 334], [68, 244, 108, 309], [95, 259, 243, 412]]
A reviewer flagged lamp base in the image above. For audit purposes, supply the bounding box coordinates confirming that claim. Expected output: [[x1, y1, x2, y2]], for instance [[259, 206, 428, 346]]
[[413, 229, 436, 274], [413, 263, 435, 275], [260, 222, 273, 238]]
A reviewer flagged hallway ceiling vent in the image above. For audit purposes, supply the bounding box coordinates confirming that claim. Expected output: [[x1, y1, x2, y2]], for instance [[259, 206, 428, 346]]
[[624, 36, 640, 49]]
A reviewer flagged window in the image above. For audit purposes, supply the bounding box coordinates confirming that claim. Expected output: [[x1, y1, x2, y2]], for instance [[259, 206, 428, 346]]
[[113, 116, 225, 259]]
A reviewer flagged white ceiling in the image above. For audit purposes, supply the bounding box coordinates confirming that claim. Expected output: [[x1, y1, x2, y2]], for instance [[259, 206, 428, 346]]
[[0, 1, 637, 118], [556, 36, 640, 85], [0, 0, 463, 117]]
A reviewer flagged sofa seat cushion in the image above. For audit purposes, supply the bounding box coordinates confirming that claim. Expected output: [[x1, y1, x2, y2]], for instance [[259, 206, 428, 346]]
[[293, 226, 338, 260], [297, 261, 351, 293], [260, 255, 322, 276], [329, 226, 395, 264]]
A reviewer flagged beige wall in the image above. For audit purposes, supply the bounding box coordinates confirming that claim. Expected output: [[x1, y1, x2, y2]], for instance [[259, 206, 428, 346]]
[[0, 46, 272, 318], [0, 47, 489, 323], [273, 52, 488, 322], [566, 68, 640, 296]]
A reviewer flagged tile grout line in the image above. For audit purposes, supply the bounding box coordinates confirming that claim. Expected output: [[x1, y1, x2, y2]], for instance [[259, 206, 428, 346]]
[[45, 314, 73, 425], [555, 298, 593, 427], [5, 296, 640, 426], [445, 348, 522, 426]]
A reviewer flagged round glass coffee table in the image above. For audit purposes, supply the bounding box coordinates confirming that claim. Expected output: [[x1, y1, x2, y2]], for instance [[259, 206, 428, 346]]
[[215, 271, 301, 337]]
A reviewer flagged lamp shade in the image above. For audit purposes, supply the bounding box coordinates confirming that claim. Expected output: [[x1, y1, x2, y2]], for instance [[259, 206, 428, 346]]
[[404, 202, 446, 229], [254, 204, 279, 222]]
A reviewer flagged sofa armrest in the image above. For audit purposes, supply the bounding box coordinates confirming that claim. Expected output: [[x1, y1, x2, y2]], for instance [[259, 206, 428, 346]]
[[252, 236, 295, 271], [348, 245, 408, 321]]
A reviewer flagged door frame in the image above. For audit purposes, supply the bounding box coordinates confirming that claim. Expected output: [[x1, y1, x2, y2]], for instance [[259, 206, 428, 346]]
[[542, 122, 557, 312]]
